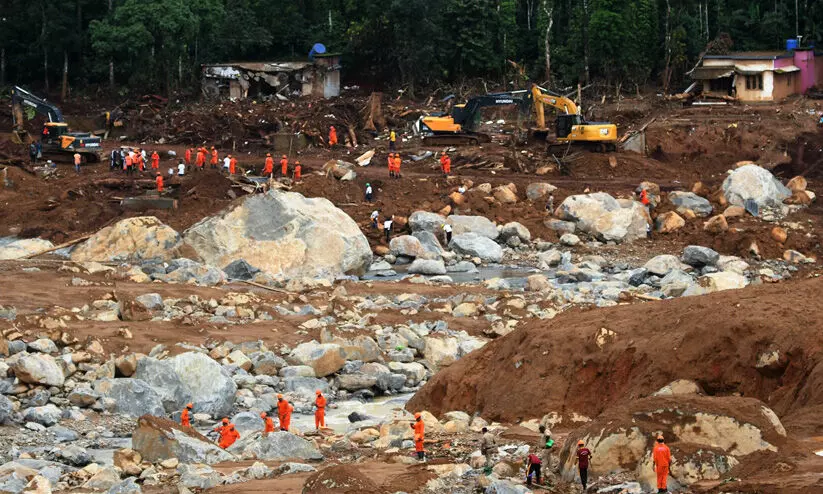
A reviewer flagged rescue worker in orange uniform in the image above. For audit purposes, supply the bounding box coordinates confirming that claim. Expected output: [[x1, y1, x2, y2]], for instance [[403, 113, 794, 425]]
[[181, 403, 193, 427], [214, 418, 229, 438], [185, 148, 192, 166], [277, 395, 290, 432], [229, 155, 237, 175], [410, 412, 425, 461], [329, 125, 338, 146], [151, 151, 160, 170], [134, 149, 144, 171], [219, 424, 240, 449], [387, 153, 395, 178], [210, 147, 218, 169], [124, 153, 133, 175], [264, 153, 274, 177], [293, 161, 302, 182], [155, 172, 164, 193], [196, 148, 206, 170], [393, 153, 402, 179], [440, 152, 451, 175], [652, 434, 672, 493], [314, 390, 327, 430], [261, 411, 275, 436], [280, 155, 288, 177]]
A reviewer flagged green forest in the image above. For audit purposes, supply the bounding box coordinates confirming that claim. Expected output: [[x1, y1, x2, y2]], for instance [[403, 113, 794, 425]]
[[0, 0, 821, 98]]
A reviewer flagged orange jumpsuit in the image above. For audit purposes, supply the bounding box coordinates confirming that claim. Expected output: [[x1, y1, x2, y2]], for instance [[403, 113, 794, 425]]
[[211, 149, 218, 167], [196, 149, 205, 168], [411, 419, 425, 452], [229, 157, 237, 175], [124, 154, 132, 171], [264, 156, 274, 175], [156, 175, 164, 192], [315, 395, 327, 429], [441, 155, 451, 174], [151, 152, 160, 169], [294, 165, 301, 181], [185, 148, 192, 165], [219, 426, 240, 449], [280, 157, 288, 176], [653, 443, 671, 491], [277, 399, 290, 431], [181, 408, 191, 427], [329, 127, 338, 146], [640, 189, 650, 206], [393, 156, 402, 177], [264, 416, 275, 434], [388, 155, 394, 175], [135, 153, 144, 171]]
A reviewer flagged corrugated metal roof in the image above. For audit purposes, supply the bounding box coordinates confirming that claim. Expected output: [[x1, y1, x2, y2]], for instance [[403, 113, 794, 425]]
[[775, 65, 801, 74], [691, 66, 735, 80], [202, 61, 313, 72], [704, 51, 793, 60]]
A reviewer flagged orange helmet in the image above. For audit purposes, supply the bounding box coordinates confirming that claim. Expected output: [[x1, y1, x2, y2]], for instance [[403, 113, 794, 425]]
[[295, 161, 301, 165], [577, 439, 584, 446], [222, 418, 229, 424], [414, 412, 421, 419], [266, 153, 271, 157], [260, 412, 267, 418], [657, 434, 665, 440], [282, 154, 287, 158], [330, 125, 335, 129], [316, 390, 322, 395], [277, 394, 283, 399], [185, 403, 193, 409]]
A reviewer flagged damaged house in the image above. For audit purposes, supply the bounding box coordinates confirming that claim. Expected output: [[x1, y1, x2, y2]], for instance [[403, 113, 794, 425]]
[[202, 54, 341, 101]]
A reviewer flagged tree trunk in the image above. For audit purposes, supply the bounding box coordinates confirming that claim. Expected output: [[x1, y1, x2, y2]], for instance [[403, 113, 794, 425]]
[[178, 55, 183, 86], [42, 3, 49, 92], [108, 0, 114, 92], [542, 1, 554, 84], [582, 0, 590, 84], [0, 48, 5, 87], [662, 0, 672, 94], [61, 50, 69, 101]]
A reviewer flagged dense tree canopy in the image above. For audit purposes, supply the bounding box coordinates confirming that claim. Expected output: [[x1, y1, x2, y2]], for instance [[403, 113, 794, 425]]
[[0, 0, 820, 98]]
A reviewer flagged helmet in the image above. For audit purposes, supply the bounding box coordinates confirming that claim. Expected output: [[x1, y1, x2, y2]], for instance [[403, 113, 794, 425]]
[[156, 172, 161, 176], [414, 412, 421, 419], [266, 153, 271, 156], [316, 390, 322, 395], [656, 434, 665, 440], [222, 418, 229, 424], [577, 440, 584, 446], [277, 394, 283, 399], [366, 183, 370, 187], [260, 412, 267, 418], [282, 155, 287, 158], [330, 125, 335, 129], [295, 161, 301, 165], [185, 403, 193, 409]]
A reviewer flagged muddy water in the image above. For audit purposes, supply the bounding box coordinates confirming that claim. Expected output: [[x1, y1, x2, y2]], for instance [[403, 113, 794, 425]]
[[289, 393, 413, 434], [363, 264, 541, 289]]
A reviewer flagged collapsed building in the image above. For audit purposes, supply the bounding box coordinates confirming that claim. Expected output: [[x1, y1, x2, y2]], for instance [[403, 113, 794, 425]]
[[201, 54, 341, 101]]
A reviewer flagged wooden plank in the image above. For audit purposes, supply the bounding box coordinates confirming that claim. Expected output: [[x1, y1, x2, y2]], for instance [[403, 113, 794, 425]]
[[239, 279, 293, 295]]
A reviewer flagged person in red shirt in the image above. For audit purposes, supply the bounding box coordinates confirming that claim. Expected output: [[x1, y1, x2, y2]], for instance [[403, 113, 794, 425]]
[[261, 412, 275, 436], [440, 152, 451, 175], [181, 403, 193, 427], [210, 147, 218, 169], [410, 412, 425, 461], [155, 172, 164, 193], [264, 153, 274, 177], [575, 439, 592, 491], [525, 452, 542, 486], [280, 155, 288, 177], [228, 155, 237, 175], [314, 390, 327, 430], [652, 434, 672, 493], [328, 125, 338, 146], [151, 151, 160, 170], [293, 161, 302, 182], [185, 148, 192, 166]]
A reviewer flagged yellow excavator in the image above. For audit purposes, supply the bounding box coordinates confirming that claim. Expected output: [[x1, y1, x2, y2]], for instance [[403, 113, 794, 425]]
[[529, 84, 617, 152]]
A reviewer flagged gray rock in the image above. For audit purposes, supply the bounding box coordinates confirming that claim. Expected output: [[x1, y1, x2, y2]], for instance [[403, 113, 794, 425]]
[[223, 259, 261, 281], [134, 293, 163, 310], [544, 219, 576, 234], [27, 339, 58, 354], [160, 261, 226, 286], [283, 377, 329, 397], [560, 233, 580, 246], [526, 182, 557, 201], [449, 233, 503, 263], [0, 395, 12, 424], [682, 246, 720, 267], [133, 416, 235, 465], [106, 477, 142, 494], [170, 352, 237, 417], [658, 270, 695, 297], [183, 190, 372, 279], [133, 358, 189, 413], [499, 222, 531, 242], [9, 353, 65, 386], [336, 373, 379, 391], [446, 260, 478, 273], [389, 235, 427, 258], [556, 193, 649, 242], [250, 352, 287, 376], [230, 431, 323, 461], [71, 217, 181, 263], [50, 425, 79, 443], [722, 164, 791, 209], [279, 366, 316, 378], [288, 343, 346, 377], [275, 462, 317, 475], [408, 211, 447, 233], [50, 445, 93, 466], [23, 404, 62, 426], [643, 255, 687, 276], [446, 215, 499, 239], [412, 231, 445, 255], [0, 238, 54, 260], [178, 464, 223, 490], [408, 259, 447, 275], [230, 412, 264, 434], [94, 379, 165, 417], [669, 191, 713, 217], [485, 479, 531, 494]]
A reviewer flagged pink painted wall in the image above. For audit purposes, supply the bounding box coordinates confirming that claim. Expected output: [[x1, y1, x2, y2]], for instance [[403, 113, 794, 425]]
[[792, 49, 816, 93]]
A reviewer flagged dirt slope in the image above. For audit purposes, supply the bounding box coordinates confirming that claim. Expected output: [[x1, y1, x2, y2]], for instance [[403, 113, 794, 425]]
[[407, 277, 823, 432]]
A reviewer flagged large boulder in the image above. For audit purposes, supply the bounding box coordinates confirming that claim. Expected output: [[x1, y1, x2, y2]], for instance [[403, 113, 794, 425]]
[[169, 352, 237, 417], [0, 239, 54, 260], [23, 404, 62, 426], [412, 231, 445, 255], [499, 222, 531, 243], [389, 236, 427, 258], [556, 193, 649, 243], [71, 217, 181, 263], [183, 190, 372, 279], [682, 246, 720, 267], [722, 164, 791, 210], [132, 415, 234, 465], [559, 396, 785, 491], [643, 255, 687, 276], [133, 358, 189, 412], [9, 353, 64, 386], [409, 211, 447, 233], [94, 379, 165, 417], [449, 233, 503, 263], [526, 183, 557, 201], [423, 337, 460, 369], [682, 272, 747, 296], [229, 431, 323, 461], [669, 192, 713, 217], [446, 215, 499, 240], [288, 343, 346, 377], [408, 259, 446, 275]]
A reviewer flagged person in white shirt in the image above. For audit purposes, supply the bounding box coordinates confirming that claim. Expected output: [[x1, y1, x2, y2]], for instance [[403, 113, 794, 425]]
[[365, 183, 374, 203], [178, 161, 186, 176], [383, 216, 393, 242], [223, 156, 231, 172], [370, 210, 379, 228], [168, 167, 175, 177], [442, 223, 453, 245]]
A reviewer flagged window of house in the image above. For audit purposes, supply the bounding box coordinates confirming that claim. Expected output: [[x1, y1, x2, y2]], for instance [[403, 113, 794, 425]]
[[746, 74, 764, 91]]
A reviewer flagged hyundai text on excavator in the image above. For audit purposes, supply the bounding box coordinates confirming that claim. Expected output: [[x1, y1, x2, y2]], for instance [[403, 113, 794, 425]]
[[529, 84, 617, 152], [11, 86, 102, 163], [417, 91, 532, 145]]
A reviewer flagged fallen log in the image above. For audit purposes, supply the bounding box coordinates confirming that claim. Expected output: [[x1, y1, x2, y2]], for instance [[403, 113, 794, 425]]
[[23, 235, 91, 259], [239, 279, 293, 295]]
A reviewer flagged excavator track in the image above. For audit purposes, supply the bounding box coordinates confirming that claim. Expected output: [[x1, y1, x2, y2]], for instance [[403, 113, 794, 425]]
[[422, 132, 491, 147]]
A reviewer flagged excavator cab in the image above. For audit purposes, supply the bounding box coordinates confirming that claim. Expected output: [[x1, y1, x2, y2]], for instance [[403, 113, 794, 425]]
[[556, 114, 583, 139]]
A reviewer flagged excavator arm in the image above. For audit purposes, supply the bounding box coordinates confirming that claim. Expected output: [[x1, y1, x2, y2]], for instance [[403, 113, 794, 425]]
[[419, 90, 531, 144], [10, 86, 65, 130], [530, 84, 579, 131]]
